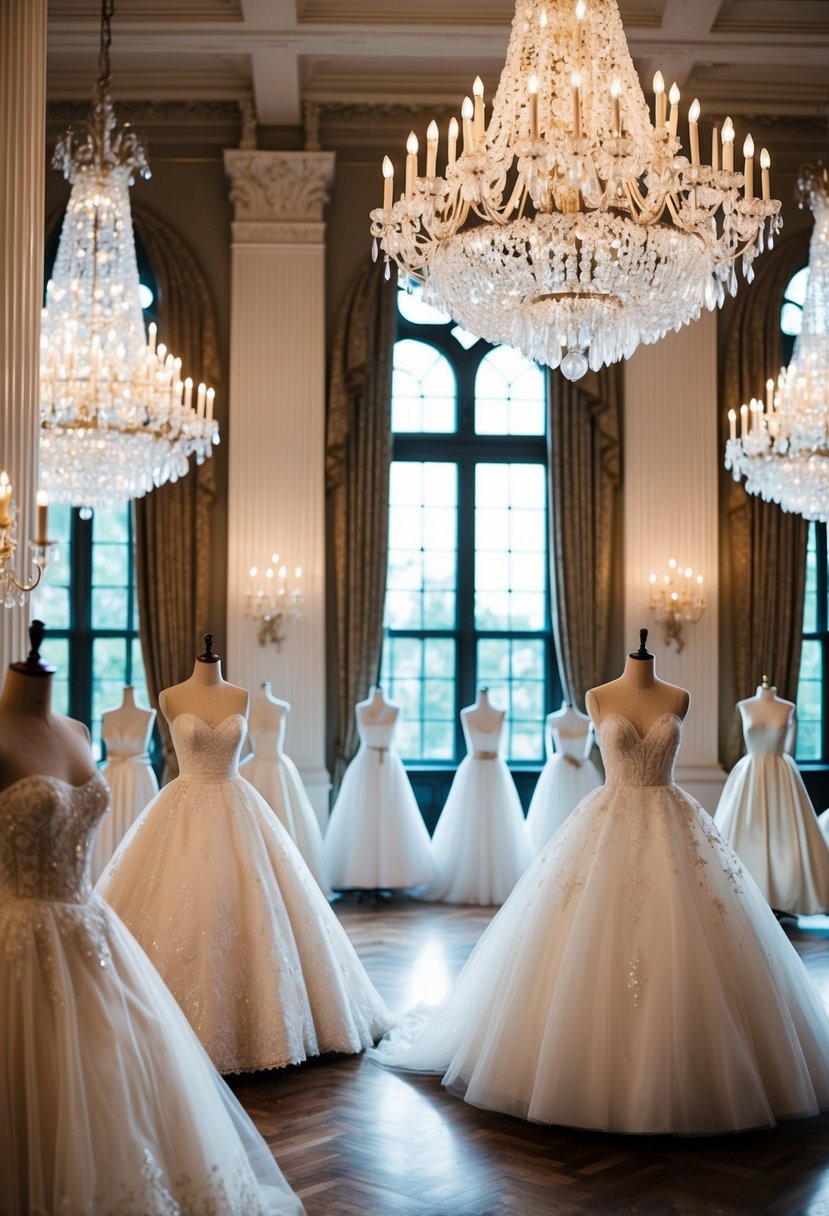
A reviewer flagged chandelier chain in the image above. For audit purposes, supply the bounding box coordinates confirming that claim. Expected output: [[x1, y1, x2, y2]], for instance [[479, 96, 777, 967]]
[[98, 0, 115, 88]]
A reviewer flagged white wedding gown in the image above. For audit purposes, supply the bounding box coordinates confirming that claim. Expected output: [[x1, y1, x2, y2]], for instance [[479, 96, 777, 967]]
[[714, 721, 829, 915], [0, 770, 303, 1215], [427, 717, 532, 905], [371, 712, 829, 1134], [525, 722, 602, 853], [92, 717, 159, 882], [240, 722, 330, 897], [97, 713, 391, 1074], [325, 718, 438, 891]]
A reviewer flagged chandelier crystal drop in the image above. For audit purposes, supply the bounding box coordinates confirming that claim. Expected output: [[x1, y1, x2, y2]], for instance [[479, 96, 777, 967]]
[[39, 1, 218, 515], [370, 0, 781, 380], [725, 165, 829, 522]]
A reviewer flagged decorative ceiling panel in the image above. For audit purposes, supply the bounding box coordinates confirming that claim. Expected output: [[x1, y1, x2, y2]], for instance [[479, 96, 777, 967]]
[[297, 0, 663, 25], [48, 0, 242, 20]]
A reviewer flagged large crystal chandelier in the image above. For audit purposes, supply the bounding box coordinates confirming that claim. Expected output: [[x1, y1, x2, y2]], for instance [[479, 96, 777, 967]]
[[725, 166, 829, 522], [39, 0, 218, 516], [370, 0, 781, 381]]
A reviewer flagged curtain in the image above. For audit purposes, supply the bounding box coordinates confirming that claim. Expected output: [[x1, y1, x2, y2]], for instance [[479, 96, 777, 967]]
[[723, 229, 811, 768], [547, 364, 623, 710], [132, 204, 220, 782], [326, 260, 397, 792]]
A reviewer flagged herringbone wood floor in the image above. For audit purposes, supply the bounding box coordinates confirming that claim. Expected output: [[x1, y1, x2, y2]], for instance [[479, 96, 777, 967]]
[[229, 901, 829, 1216]]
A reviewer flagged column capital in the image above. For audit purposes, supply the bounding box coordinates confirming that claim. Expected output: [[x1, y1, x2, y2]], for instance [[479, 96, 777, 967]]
[[223, 149, 335, 246]]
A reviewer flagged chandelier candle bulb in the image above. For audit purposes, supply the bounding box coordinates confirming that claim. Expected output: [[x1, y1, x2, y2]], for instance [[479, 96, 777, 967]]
[[447, 117, 459, 166], [405, 132, 418, 199], [473, 77, 485, 146], [729, 409, 737, 443], [743, 135, 754, 199], [382, 156, 394, 208], [712, 125, 719, 173], [722, 118, 735, 172], [653, 71, 665, 128], [529, 75, 540, 138], [196, 383, 206, 419], [206, 387, 215, 422], [740, 403, 748, 438], [668, 83, 680, 137], [184, 377, 193, 410], [688, 99, 700, 165], [766, 378, 775, 411], [571, 72, 582, 141], [148, 322, 156, 356], [35, 492, 49, 546], [761, 148, 771, 201], [426, 121, 439, 178], [461, 97, 474, 155]]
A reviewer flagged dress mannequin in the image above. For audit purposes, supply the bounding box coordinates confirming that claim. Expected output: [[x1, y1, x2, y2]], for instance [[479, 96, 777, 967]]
[[0, 622, 304, 1213], [427, 688, 532, 905], [98, 642, 390, 1073], [371, 633, 829, 1133], [240, 682, 331, 895], [92, 686, 159, 881], [325, 686, 439, 891], [525, 699, 602, 852], [715, 677, 829, 914]]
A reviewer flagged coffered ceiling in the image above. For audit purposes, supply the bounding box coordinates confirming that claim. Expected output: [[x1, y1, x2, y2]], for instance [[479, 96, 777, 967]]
[[46, 0, 829, 130]]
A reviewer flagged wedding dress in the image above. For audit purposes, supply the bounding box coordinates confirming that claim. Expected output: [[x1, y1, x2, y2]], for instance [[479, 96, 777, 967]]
[[0, 770, 303, 1215], [240, 718, 330, 897], [525, 720, 602, 853], [325, 716, 438, 890], [371, 713, 829, 1134], [428, 716, 532, 905], [97, 713, 391, 1073], [91, 713, 159, 882], [714, 720, 829, 915]]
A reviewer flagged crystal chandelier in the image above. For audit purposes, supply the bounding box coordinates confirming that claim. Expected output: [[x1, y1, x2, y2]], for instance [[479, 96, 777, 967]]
[[370, 0, 781, 381], [39, 0, 218, 516], [725, 166, 829, 522]]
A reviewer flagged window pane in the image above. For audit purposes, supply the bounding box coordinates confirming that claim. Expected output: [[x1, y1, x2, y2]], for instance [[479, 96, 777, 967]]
[[39, 637, 70, 716], [392, 339, 456, 433], [475, 347, 546, 436], [803, 523, 818, 633], [475, 463, 547, 631], [381, 635, 457, 762], [397, 284, 451, 326], [385, 462, 458, 632], [796, 639, 823, 762], [93, 506, 129, 544], [476, 638, 546, 762]]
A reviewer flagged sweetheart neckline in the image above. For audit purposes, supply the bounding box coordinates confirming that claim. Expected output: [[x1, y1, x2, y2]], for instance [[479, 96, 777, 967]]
[[597, 710, 682, 745], [0, 770, 103, 800], [171, 711, 247, 731]]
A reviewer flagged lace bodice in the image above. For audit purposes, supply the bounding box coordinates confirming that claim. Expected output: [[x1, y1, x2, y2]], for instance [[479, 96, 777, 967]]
[[102, 715, 154, 761], [358, 718, 397, 751], [170, 712, 247, 782], [550, 726, 591, 763], [0, 772, 109, 902], [597, 712, 681, 788], [462, 717, 504, 760], [743, 720, 788, 757]]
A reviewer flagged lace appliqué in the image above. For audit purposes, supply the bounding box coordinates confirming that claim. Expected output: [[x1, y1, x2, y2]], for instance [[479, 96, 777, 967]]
[[1, 896, 114, 1005]]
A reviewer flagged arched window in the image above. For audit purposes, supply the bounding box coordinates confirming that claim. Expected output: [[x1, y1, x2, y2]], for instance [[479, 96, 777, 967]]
[[381, 285, 561, 802], [787, 265, 828, 765], [36, 227, 156, 763]]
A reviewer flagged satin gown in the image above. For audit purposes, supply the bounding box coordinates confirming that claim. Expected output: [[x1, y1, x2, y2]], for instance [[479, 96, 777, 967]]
[[240, 718, 330, 897], [714, 720, 829, 914], [0, 770, 303, 1214], [427, 717, 533, 906], [92, 714, 159, 882], [98, 713, 391, 1074], [525, 720, 602, 853], [325, 716, 438, 891], [371, 712, 829, 1134]]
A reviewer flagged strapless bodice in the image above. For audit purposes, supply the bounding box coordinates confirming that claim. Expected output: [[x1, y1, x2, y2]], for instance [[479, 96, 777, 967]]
[[550, 728, 590, 763], [743, 721, 788, 757], [0, 771, 109, 902], [102, 719, 154, 760], [358, 720, 397, 750], [247, 725, 285, 759], [170, 713, 247, 782], [462, 721, 504, 760], [597, 712, 681, 788]]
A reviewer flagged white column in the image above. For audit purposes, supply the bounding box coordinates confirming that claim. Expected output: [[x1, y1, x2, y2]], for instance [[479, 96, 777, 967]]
[[224, 150, 335, 825], [623, 313, 725, 811], [0, 0, 46, 669]]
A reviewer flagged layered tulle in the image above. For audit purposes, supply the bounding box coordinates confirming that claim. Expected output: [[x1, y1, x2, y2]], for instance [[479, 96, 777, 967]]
[[525, 753, 602, 853], [715, 753, 829, 914], [427, 756, 532, 905], [325, 744, 438, 890], [240, 753, 330, 896], [92, 755, 159, 882], [372, 776, 829, 1134], [0, 891, 303, 1215], [98, 772, 391, 1073]]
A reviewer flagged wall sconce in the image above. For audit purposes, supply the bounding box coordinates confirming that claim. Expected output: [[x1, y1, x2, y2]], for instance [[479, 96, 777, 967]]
[[648, 559, 705, 653], [0, 474, 58, 608], [244, 554, 303, 650]]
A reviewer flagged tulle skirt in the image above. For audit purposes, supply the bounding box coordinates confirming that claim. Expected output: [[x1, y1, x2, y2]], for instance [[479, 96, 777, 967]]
[[0, 892, 303, 1215], [240, 753, 330, 896], [525, 754, 602, 853], [91, 756, 159, 882], [371, 780, 829, 1134], [427, 756, 532, 906], [714, 753, 829, 914], [97, 775, 391, 1073], [325, 746, 438, 890]]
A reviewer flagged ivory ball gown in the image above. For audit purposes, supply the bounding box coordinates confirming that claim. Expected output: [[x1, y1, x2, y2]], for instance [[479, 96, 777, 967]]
[[371, 712, 829, 1134], [0, 770, 303, 1214], [92, 715, 159, 881], [98, 712, 391, 1073], [525, 721, 602, 853]]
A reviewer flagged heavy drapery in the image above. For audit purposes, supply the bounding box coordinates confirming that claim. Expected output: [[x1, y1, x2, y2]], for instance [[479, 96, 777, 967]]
[[132, 204, 219, 782], [326, 261, 397, 791], [547, 365, 623, 710]]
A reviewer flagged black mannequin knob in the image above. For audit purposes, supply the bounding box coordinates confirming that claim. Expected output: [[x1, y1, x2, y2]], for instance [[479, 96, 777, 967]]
[[197, 633, 220, 663], [630, 628, 654, 660]]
